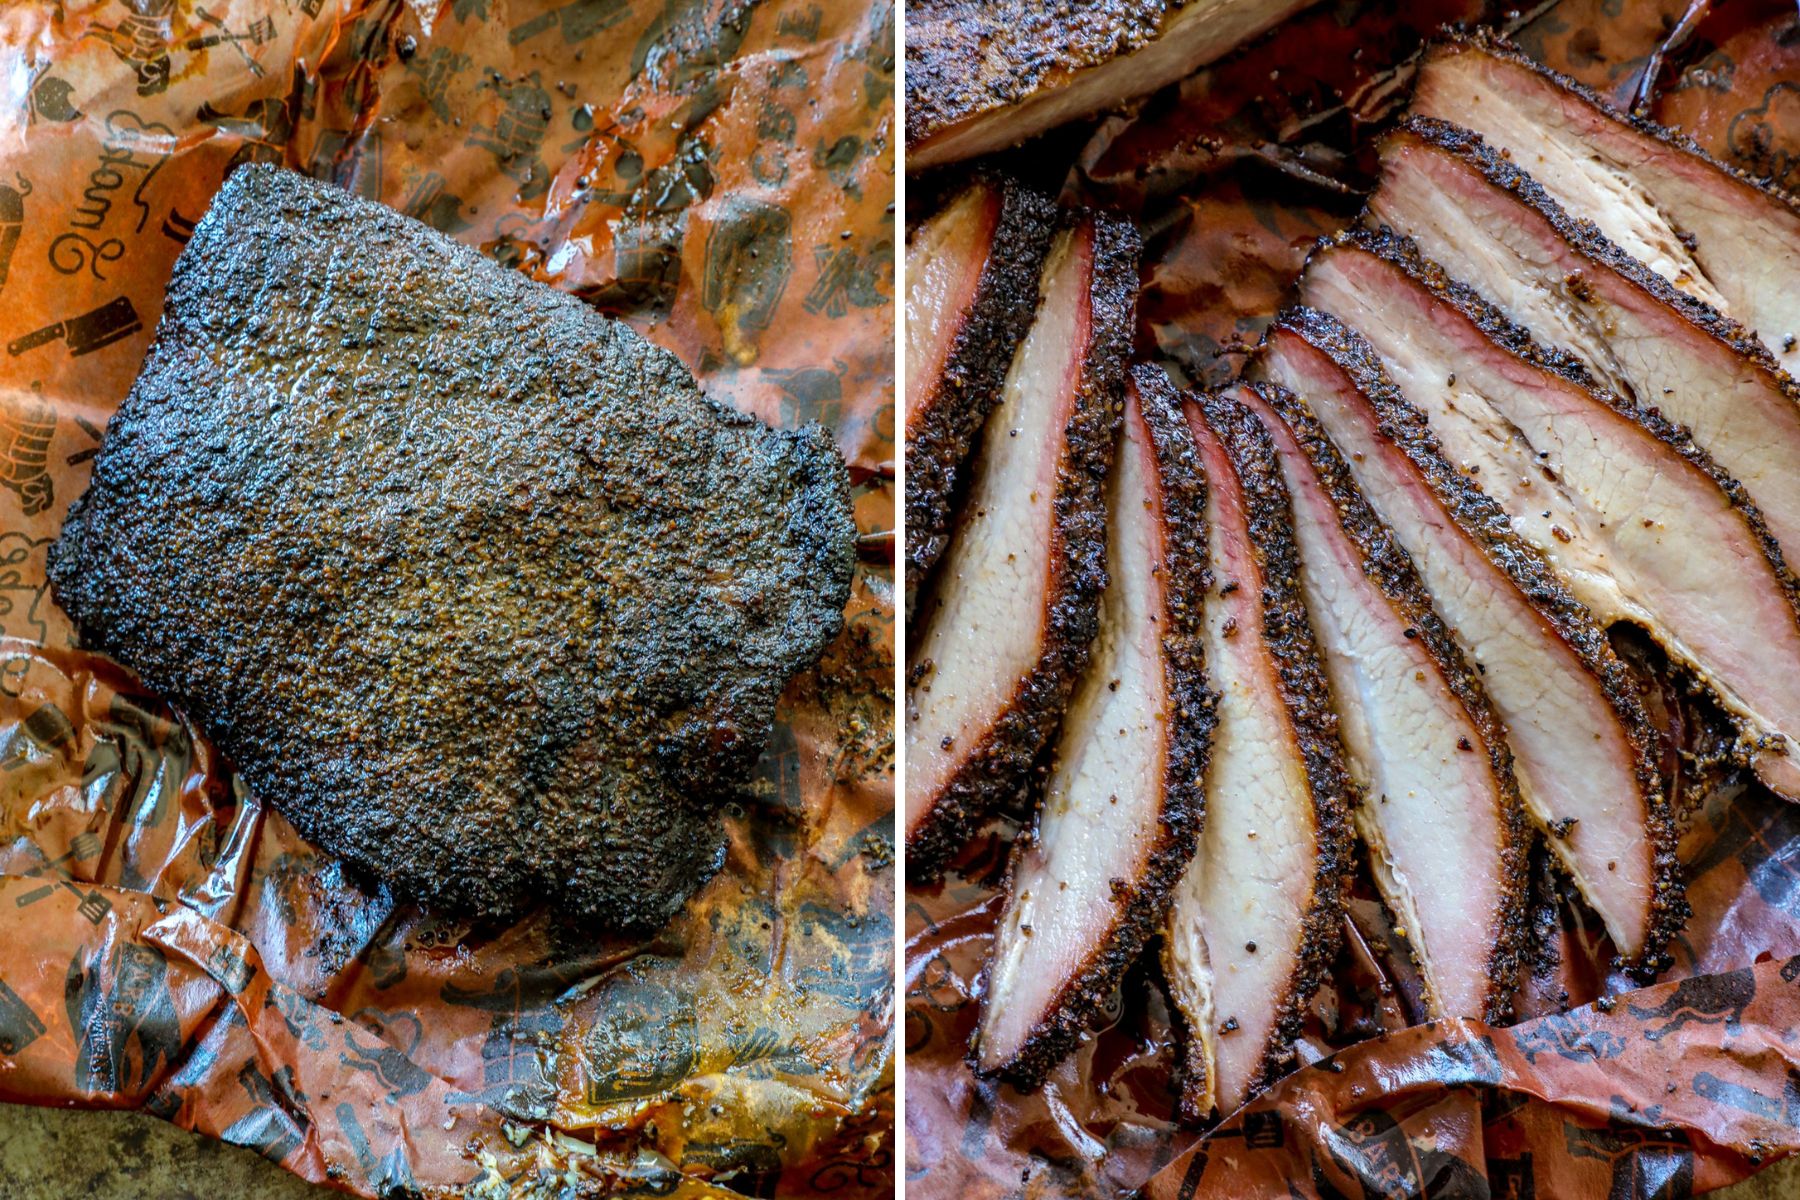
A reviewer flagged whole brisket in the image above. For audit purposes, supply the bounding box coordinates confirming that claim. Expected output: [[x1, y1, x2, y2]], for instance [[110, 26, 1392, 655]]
[[49, 165, 857, 928]]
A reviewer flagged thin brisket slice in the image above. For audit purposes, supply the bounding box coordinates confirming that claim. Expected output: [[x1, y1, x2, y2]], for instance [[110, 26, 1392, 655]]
[[1163, 388, 1351, 1120], [975, 365, 1215, 1088], [905, 177, 1057, 604], [1237, 381, 1529, 1022], [904, 212, 1139, 877]]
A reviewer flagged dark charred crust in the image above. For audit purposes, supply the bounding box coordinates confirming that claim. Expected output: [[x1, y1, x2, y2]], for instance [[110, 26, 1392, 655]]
[[974, 364, 1219, 1090], [1427, 29, 1800, 217], [905, 0, 1173, 152], [1243, 379, 1531, 1024], [1261, 308, 1686, 977], [905, 177, 1058, 605], [1319, 228, 1800, 635], [1184, 390, 1354, 1113], [906, 212, 1142, 878], [1384, 117, 1800, 414]]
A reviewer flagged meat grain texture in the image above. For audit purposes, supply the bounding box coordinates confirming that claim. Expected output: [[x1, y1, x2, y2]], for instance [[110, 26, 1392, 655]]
[[49, 165, 858, 928]]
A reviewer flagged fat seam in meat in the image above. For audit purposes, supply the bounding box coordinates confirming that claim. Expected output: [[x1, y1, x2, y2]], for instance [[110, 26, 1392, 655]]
[[1369, 120, 1800, 721]]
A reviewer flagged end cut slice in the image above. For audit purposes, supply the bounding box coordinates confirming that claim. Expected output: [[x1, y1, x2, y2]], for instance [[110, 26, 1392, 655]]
[[905, 177, 1058, 603], [1256, 309, 1683, 974], [906, 0, 1312, 169], [1162, 388, 1351, 1121], [904, 213, 1140, 877], [1236, 381, 1529, 1023], [975, 365, 1216, 1088]]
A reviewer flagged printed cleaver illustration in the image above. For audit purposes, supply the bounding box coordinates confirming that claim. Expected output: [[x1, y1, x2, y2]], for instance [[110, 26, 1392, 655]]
[[8, 296, 142, 358]]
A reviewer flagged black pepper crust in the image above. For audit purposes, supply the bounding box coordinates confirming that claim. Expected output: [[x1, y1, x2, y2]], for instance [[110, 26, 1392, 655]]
[[1262, 308, 1687, 977], [1319, 227, 1800, 659], [905, 0, 1172, 152], [1425, 28, 1800, 218], [906, 211, 1142, 878], [905, 176, 1057, 607], [48, 165, 857, 929], [1241, 379, 1531, 1025], [973, 363, 1219, 1090], [1175, 389, 1354, 1122], [1383, 117, 1800, 413]]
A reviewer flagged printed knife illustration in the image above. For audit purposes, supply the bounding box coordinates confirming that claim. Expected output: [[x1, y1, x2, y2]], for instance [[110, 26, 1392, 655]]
[[8, 296, 142, 358]]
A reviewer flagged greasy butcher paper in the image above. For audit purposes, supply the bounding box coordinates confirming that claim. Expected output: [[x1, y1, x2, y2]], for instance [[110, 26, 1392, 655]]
[[0, 1, 895, 1198]]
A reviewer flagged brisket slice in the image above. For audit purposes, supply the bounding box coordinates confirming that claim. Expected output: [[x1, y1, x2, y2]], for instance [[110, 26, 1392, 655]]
[[1369, 118, 1800, 584], [1163, 388, 1351, 1121], [904, 212, 1139, 877], [905, 0, 1311, 169], [905, 176, 1057, 605], [974, 364, 1215, 1088], [1306, 229, 1800, 802], [1237, 381, 1529, 1023], [1411, 29, 1800, 374], [48, 165, 857, 928], [1257, 310, 1683, 974]]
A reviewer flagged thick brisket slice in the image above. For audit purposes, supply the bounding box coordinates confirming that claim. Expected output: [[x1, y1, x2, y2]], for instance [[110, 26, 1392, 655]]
[[1306, 230, 1800, 801], [1257, 310, 1682, 973], [1411, 30, 1800, 373], [906, 0, 1311, 169]]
